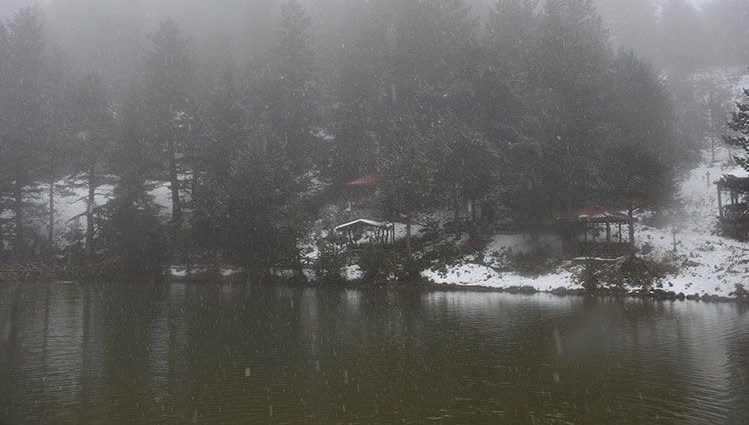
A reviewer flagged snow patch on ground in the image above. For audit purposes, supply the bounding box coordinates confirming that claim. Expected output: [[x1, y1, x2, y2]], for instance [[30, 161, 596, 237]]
[[52, 179, 172, 245], [421, 263, 582, 291], [422, 155, 749, 297], [637, 157, 748, 297], [343, 265, 363, 281]]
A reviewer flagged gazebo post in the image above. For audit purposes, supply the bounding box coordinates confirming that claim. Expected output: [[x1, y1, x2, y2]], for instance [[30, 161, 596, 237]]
[[606, 222, 611, 242], [618, 223, 623, 242]]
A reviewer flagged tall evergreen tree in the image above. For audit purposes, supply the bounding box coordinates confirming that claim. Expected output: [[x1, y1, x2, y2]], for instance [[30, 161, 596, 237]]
[[0, 22, 9, 263], [144, 19, 194, 232], [266, 0, 318, 172], [40, 50, 75, 256], [101, 87, 166, 274], [69, 75, 113, 258], [534, 0, 611, 212], [724, 83, 749, 172], [601, 51, 679, 221], [191, 61, 245, 256], [4, 7, 46, 261]]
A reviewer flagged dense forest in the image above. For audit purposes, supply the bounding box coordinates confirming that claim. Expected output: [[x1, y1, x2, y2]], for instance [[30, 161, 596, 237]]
[[0, 0, 744, 275]]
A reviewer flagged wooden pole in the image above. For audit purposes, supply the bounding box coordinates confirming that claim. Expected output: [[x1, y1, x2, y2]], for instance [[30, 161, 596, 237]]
[[406, 219, 412, 254], [618, 223, 623, 243], [628, 208, 636, 250], [606, 223, 611, 242], [717, 185, 723, 218]]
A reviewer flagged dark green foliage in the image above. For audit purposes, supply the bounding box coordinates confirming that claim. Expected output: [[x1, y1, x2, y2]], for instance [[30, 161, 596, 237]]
[[718, 216, 749, 241], [265, 0, 318, 173], [314, 235, 347, 284], [509, 249, 557, 277], [358, 247, 397, 282], [575, 260, 601, 291], [218, 150, 305, 273], [0, 0, 705, 277], [2, 7, 46, 261], [575, 257, 679, 290], [730, 283, 749, 301], [99, 88, 167, 275], [68, 75, 113, 258], [99, 195, 168, 275], [144, 19, 195, 230], [725, 85, 749, 173]]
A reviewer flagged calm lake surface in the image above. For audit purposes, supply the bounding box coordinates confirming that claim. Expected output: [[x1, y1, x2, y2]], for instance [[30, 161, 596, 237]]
[[1, 281, 747, 424]]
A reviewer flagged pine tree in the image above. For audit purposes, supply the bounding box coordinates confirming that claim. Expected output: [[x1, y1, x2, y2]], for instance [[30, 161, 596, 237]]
[[534, 0, 611, 213], [4, 7, 46, 261], [327, 1, 385, 187], [267, 0, 318, 172], [40, 50, 75, 257], [191, 61, 245, 256], [0, 22, 9, 263], [100, 87, 166, 274], [486, 0, 539, 84], [601, 51, 679, 218], [724, 83, 749, 172], [144, 19, 195, 232], [69, 75, 113, 258]]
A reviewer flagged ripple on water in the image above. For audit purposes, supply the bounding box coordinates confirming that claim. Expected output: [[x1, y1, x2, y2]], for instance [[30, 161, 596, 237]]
[[0, 282, 747, 424]]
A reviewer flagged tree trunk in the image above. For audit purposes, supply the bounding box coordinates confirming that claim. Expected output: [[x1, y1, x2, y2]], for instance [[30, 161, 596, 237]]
[[628, 207, 636, 253], [86, 167, 96, 259], [13, 178, 25, 262], [168, 139, 182, 229], [48, 181, 55, 257], [453, 185, 460, 236], [0, 215, 4, 265], [453, 184, 459, 222], [406, 219, 412, 255]]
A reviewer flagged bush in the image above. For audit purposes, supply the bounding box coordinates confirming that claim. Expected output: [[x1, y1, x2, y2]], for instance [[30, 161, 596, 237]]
[[573, 260, 601, 291], [730, 283, 749, 301], [573, 256, 679, 291], [510, 249, 557, 277], [314, 236, 347, 284], [358, 247, 397, 282], [99, 198, 168, 275], [719, 219, 749, 242]]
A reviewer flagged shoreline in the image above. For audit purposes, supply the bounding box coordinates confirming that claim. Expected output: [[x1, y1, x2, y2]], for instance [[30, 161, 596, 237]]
[[2, 270, 744, 304], [168, 272, 747, 304]]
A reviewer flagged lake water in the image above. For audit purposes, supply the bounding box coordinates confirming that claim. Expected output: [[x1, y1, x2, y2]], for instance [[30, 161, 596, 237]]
[[1, 281, 747, 424]]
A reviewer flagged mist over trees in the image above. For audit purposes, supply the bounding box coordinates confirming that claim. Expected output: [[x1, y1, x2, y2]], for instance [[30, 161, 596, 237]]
[[0, 0, 742, 274]]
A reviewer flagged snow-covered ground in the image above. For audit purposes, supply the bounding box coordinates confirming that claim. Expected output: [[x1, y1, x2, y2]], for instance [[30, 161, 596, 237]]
[[50, 180, 173, 246], [421, 153, 748, 296], [421, 71, 749, 298]]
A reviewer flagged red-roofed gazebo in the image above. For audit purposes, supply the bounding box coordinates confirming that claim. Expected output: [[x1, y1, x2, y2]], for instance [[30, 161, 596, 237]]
[[345, 173, 381, 188], [557, 206, 633, 258]]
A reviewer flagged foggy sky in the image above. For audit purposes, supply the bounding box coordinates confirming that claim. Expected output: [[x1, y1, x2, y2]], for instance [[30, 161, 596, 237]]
[[1, 0, 713, 20]]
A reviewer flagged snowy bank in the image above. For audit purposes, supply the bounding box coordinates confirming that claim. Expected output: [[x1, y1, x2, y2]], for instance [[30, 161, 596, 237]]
[[421, 153, 748, 298]]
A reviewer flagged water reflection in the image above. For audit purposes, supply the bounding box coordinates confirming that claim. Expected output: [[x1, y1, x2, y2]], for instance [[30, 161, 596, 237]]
[[0, 282, 747, 423]]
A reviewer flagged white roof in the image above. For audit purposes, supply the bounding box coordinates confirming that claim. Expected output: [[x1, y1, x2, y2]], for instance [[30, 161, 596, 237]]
[[335, 219, 388, 231]]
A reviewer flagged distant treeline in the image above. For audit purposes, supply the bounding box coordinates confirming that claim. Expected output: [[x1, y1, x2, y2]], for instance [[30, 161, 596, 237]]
[[0, 0, 732, 274]]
